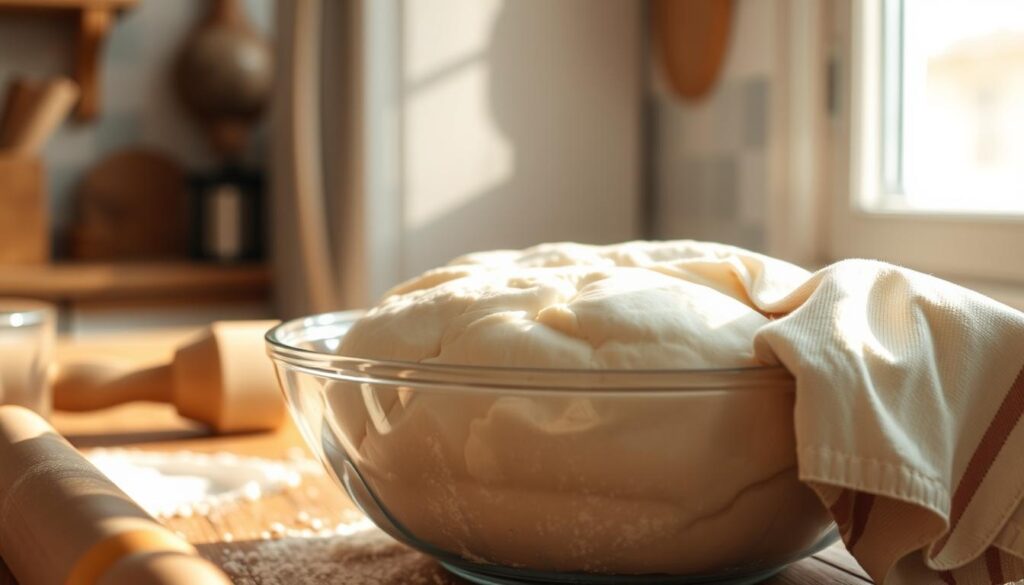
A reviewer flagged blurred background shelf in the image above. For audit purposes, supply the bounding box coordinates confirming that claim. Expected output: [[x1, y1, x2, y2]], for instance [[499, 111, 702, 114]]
[[0, 261, 270, 303], [0, 0, 136, 8], [0, 261, 274, 336], [0, 0, 139, 119]]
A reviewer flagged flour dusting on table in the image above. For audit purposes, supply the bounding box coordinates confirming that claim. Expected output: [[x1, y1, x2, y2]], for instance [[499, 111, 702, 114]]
[[87, 449, 317, 518], [216, 519, 459, 585]]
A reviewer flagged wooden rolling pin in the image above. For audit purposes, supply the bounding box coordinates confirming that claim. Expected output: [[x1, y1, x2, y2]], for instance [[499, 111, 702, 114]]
[[0, 405, 231, 585], [55, 321, 283, 433]]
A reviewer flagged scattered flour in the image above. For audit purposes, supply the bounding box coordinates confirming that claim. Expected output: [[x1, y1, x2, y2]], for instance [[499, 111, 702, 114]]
[[217, 519, 457, 585], [86, 449, 319, 519]]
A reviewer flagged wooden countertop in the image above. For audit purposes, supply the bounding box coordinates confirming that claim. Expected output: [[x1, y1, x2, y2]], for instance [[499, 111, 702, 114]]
[[0, 331, 873, 584]]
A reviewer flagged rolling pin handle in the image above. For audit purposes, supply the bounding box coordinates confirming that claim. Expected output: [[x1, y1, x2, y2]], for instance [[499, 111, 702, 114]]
[[54, 362, 175, 411]]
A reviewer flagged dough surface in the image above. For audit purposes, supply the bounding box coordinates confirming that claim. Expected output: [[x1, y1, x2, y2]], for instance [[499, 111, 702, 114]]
[[326, 241, 831, 575], [340, 240, 809, 369]]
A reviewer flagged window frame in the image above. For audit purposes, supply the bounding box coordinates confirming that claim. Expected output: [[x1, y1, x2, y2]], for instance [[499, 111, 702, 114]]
[[823, 0, 1024, 285]]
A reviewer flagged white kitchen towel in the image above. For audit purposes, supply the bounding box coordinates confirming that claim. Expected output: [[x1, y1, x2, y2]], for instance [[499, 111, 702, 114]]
[[721, 257, 1024, 585]]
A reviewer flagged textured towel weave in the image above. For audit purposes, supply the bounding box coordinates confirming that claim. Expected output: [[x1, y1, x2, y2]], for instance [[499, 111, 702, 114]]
[[730, 258, 1024, 585]]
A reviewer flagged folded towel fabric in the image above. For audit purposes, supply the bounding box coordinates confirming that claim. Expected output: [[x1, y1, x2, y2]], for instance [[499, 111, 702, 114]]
[[726, 257, 1024, 585]]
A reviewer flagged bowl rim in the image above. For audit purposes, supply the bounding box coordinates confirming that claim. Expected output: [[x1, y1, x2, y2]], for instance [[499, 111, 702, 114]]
[[265, 310, 795, 392]]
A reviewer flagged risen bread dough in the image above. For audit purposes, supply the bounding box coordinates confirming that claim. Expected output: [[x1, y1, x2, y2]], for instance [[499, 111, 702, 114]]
[[328, 241, 831, 576], [342, 266, 766, 369], [340, 240, 812, 368]]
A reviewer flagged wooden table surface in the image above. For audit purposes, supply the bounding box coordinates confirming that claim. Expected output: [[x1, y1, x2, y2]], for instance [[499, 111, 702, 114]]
[[0, 330, 873, 584]]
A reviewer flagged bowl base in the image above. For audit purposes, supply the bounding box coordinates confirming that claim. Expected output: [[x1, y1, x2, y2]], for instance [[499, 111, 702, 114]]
[[440, 561, 787, 585]]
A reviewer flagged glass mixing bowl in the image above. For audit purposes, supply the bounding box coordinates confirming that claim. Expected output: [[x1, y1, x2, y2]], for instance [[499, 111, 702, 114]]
[[266, 311, 837, 585]]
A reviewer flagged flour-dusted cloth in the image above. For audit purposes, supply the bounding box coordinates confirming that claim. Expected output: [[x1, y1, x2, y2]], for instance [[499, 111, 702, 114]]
[[719, 258, 1024, 585]]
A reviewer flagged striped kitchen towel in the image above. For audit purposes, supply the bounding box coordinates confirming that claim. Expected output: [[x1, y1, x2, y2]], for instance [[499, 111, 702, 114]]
[[736, 258, 1024, 585]]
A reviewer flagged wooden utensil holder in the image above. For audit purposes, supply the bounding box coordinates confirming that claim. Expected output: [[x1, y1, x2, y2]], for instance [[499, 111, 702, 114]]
[[0, 154, 49, 264]]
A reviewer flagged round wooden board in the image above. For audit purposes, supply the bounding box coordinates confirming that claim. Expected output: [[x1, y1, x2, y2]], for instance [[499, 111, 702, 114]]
[[70, 148, 189, 260]]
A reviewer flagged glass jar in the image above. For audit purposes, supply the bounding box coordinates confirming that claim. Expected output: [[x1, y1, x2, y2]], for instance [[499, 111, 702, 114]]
[[0, 299, 56, 418]]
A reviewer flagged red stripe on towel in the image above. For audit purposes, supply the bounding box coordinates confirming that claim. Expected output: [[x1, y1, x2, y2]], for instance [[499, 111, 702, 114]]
[[985, 547, 1005, 584], [935, 364, 1024, 555], [846, 492, 875, 550], [939, 570, 957, 584], [830, 489, 854, 534]]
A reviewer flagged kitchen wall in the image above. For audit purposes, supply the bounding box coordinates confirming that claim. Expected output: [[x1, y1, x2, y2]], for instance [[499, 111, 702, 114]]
[[652, 0, 781, 252], [0, 0, 273, 253], [271, 0, 643, 316], [397, 0, 644, 278], [274, 0, 776, 315]]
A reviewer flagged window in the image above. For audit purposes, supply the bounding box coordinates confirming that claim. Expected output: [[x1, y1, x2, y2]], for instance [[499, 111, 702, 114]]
[[879, 0, 1024, 214], [822, 0, 1024, 287]]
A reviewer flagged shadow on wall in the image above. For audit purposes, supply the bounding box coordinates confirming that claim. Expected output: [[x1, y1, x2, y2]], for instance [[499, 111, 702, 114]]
[[399, 0, 640, 278]]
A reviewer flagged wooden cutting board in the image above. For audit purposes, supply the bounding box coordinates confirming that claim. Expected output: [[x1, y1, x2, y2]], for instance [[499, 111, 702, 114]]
[[69, 148, 189, 260]]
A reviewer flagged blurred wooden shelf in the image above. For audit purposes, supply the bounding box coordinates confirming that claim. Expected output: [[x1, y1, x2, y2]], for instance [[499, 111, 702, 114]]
[[0, 0, 136, 8], [0, 261, 271, 303], [0, 0, 139, 119]]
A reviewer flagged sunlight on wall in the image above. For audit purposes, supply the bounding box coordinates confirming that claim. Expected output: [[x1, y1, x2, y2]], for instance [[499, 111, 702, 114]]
[[403, 0, 514, 232], [396, 0, 641, 278], [405, 63, 514, 230], [405, 0, 502, 80]]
